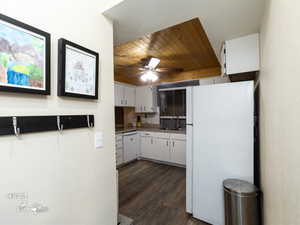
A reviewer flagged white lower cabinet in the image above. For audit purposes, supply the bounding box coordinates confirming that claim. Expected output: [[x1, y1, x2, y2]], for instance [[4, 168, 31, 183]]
[[140, 136, 155, 159], [116, 148, 123, 166], [116, 131, 186, 166], [169, 139, 186, 165], [156, 138, 171, 162], [139, 132, 186, 166], [123, 133, 138, 163], [115, 134, 123, 166]]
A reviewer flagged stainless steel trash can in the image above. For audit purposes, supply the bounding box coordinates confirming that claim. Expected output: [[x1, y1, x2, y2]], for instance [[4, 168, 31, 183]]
[[223, 179, 260, 225]]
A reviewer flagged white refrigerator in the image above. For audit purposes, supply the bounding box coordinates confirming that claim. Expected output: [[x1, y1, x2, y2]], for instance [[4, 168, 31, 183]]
[[186, 81, 254, 225]]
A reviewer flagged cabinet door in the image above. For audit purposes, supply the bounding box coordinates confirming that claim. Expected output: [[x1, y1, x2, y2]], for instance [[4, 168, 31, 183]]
[[144, 86, 156, 112], [136, 86, 156, 113], [144, 86, 152, 112], [140, 136, 156, 159], [115, 84, 124, 106], [225, 33, 260, 75], [116, 148, 123, 166], [123, 134, 138, 162], [135, 87, 143, 112], [170, 139, 186, 165], [124, 86, 135, 107], [155, 138, 171, 162]]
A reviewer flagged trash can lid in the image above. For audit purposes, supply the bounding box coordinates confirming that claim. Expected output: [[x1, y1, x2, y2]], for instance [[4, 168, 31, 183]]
[[223, 179, 259, 195]]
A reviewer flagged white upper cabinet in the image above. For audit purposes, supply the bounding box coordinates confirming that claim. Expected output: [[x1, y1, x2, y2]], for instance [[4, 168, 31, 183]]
[[115, 83, 123, 106], [223, 33, 260, 75], [124, 86, 135, 106], [135, 86, 157, 113], [114, 83, 156, 111], [114, 82, 136, 107]]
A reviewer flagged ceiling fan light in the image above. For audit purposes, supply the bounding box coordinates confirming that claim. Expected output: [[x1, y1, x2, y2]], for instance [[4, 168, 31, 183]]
[[140, 73, 148, 82], [148, 57, 160, 69], [140, 71, 158, 82]]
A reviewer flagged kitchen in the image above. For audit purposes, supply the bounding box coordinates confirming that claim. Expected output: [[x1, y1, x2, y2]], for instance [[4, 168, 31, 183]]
[[114, 77, 230, 167], [115, 82, 188, 167], [112, 16, 259, 225]]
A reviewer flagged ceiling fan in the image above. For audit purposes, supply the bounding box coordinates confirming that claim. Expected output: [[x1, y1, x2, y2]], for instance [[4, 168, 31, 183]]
[[116, 57, 183, 82]]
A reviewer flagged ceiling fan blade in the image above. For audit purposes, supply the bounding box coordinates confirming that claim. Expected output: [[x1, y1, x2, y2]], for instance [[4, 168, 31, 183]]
[[155, 67, 183, 73]]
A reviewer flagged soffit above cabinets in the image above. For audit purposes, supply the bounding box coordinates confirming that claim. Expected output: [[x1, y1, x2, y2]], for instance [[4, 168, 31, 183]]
[[103, 0, 264, 54], [114, 18, 221, 86]]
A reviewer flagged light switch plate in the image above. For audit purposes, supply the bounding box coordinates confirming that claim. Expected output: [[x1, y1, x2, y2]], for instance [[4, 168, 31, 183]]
[[95, 132, 103, 149]]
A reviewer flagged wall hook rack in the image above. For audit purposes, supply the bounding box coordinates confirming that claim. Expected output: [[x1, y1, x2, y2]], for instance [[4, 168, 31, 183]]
[[0, 115, 94, 136]]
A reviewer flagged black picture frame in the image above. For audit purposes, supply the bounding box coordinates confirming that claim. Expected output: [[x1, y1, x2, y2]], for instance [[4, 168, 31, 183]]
[[0, 13, 51, 95], [57, 38, 99, 99]]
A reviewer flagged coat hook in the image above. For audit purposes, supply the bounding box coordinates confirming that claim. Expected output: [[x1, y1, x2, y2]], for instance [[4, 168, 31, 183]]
[[87, 115, 93, 128], [57, 116, 63, 132], [87, 115, 90, 128], [12, 117, 20, 137]]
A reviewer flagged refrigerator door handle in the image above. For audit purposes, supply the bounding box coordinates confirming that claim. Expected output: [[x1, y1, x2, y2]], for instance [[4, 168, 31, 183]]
[[186, 123, 193, 126]]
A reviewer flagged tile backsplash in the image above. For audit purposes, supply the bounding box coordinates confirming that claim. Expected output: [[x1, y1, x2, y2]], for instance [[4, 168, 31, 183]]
[[137, 107, 160, 125], [115, 106, 160, 128]]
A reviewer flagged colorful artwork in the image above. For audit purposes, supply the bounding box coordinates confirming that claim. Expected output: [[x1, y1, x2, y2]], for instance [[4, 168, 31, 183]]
[[0, 20, 46, 90], [65, 45, 96, 96]]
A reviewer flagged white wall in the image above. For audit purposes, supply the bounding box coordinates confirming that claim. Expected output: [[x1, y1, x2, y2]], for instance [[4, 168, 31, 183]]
[[260, 0, 300, 224], [0, 1, 117, 225]]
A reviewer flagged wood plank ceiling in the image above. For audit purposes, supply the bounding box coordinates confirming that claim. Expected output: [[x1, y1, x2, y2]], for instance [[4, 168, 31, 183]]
[[114, 18, 221, 86]]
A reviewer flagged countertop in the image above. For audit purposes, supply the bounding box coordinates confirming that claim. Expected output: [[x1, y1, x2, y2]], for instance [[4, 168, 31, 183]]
[[115, 127, 186, 135]]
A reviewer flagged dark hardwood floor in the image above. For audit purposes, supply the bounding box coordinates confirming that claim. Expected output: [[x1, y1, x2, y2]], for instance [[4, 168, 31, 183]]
[[118, 160, 208, 225]]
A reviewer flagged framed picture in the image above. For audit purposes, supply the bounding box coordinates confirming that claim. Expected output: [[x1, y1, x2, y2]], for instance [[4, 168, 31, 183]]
[[0, 13, 51, 95], [58, 38, 99, 99]]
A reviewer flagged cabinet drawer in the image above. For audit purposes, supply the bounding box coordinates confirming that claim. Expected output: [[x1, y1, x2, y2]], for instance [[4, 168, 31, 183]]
[[139, 132, 154, 137], [170, 133, 186, 140], [139, 131, 170, 139], [151, 132, 170, 139]]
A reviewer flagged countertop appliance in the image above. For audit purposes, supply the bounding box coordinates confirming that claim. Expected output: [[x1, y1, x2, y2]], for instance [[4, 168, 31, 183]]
[[186, 81, 254, 225]]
